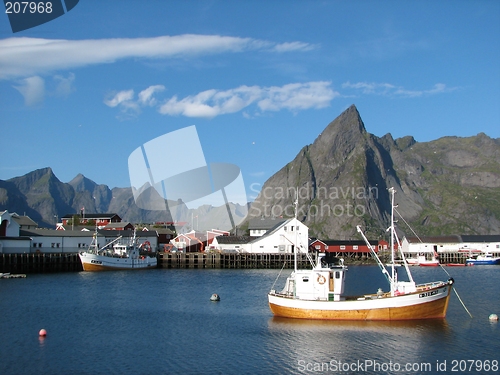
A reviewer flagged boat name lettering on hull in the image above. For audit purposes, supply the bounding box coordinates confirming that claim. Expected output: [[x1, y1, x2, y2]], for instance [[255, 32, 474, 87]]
[[419, 290, 439, 298]]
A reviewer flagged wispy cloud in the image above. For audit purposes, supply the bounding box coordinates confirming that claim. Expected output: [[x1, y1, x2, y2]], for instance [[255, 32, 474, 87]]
[[342, 81, 458, 98], [53, 72, 75, 97], [13, 76, 45, 106], [105, 81, 337, 119], [12, 73, 77, 106], [272, 41, 318, 52], [138, 85, 166, 106], [0, 35, 316, 79]]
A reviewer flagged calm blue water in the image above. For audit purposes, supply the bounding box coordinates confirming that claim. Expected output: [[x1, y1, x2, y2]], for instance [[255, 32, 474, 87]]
[[0, 266, 499, 375]]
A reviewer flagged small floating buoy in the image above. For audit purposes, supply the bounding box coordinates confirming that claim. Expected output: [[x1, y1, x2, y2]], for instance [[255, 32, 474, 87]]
[[39, 329, 47, 337], [210, 293, 220, 302], [489, 314, 498, 321]]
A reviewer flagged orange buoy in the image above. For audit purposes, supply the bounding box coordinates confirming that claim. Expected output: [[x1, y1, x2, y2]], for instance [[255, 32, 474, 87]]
[[39, 329, 47, 337]]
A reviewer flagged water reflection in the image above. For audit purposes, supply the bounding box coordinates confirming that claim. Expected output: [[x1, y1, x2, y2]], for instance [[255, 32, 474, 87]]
[[267, 317, 451, 374]]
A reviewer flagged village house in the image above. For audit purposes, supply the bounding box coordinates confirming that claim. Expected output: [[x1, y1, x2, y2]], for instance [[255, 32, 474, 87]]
[[0, 210, 32, 253], [59, 213, 122, 229], [210, 218, 308, 254], [401, 235, 500, 257], [309, 239, 388, 258]]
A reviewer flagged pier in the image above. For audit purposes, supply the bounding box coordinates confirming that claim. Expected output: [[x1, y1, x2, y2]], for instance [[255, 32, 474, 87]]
[[158, 252, 315, 269], [0, 253, 83, 274], [0, 251, 470, 273]]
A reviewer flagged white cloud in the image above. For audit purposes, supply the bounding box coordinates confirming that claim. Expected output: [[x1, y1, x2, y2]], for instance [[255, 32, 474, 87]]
[[138, 85, 165, 106], [53, 72, 75, 97], [0, 35, 316, 79], [13, 76, 45, 106], [272, 41, 318, 52], [104, 90, 135, 108], [342, 81, 458, 98], [158, 81, 337, 118]]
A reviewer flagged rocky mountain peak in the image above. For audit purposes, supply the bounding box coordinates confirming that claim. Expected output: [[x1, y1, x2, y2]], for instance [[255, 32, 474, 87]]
[[247, 106, 500, 238], [69, 173, 98, 192]]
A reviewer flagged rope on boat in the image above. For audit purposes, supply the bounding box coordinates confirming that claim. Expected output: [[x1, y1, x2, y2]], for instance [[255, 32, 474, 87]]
[[270, 261, 287, 291], [394, 207, 473, 319], [453, 288, 473, 318]]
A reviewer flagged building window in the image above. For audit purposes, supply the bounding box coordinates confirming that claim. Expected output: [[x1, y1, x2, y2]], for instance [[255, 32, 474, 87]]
[[315, 245, 321, 249], [340, 245, 346, 250], [353, 245, 358, 250]]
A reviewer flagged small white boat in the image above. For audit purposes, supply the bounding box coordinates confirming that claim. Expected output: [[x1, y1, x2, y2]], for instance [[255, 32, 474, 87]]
[[268, 187, 454, 321], [79, 229, 157, 271]]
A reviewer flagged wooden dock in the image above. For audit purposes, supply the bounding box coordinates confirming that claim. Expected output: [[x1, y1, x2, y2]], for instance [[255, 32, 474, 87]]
[[0, 253, 83, 274], [0, 251, 469, 273], [158, 252, 314, 269]]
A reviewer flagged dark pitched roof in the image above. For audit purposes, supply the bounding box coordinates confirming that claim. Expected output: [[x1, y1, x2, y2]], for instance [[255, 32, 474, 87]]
[[405, 235, 461, 244], [11, 214, 38, 227], [248, 217, 287, 230], [215, 236, 258, 244], [61, 213, 121, 220], [460, 235, 500, 243]]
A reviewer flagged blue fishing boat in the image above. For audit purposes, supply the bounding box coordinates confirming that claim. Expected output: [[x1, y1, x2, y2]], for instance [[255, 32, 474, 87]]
[[465, 252, 500, 265]]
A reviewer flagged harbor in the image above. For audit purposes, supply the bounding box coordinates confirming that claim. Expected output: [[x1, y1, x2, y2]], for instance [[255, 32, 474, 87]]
[[0, 250, 475, 274], [0, 252, 319, 273]]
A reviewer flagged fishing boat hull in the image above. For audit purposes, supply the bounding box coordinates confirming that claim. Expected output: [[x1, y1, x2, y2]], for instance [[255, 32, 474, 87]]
[[268, 282, 452, 321], [465, 258, 500, 265], [418, 261, 440, 267], [79, 252, 157, 271]]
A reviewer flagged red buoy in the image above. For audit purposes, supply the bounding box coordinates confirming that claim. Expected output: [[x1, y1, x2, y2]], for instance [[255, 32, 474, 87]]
[[39, 329, 47, 337]]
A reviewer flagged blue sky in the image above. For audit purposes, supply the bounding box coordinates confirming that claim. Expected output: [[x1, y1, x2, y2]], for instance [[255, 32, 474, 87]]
[[0, 0, 499, 203]]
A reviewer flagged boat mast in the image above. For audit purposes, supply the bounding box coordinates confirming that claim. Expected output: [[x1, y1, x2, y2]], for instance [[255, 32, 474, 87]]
[[389, 187, 396, 288], [294, 188, 298, 272]]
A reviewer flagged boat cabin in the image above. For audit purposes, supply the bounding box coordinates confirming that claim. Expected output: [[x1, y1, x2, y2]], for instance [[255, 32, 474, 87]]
[[283, 253, 347, 302]]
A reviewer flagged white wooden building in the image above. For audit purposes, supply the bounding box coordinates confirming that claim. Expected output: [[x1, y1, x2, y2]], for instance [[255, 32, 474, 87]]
[[401, 235, 500, 256], [211, 218, 308, 254]]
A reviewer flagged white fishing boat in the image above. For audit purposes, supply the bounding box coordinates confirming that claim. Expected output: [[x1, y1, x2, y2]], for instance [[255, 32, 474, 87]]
[[79, 229, 157, 271], [406, 253, 440, 267], [268, 187, 454, 321]]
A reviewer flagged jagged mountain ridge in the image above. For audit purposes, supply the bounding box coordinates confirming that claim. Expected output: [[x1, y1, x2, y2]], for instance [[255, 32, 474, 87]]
[[247, 105, 500, 238], [1, 105, 499, 237], [0, 168, 246, 231]]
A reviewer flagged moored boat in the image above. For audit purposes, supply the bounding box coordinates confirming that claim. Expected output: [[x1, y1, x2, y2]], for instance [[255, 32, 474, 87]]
[[79, 229, 157, 271], [268, 187, 454, 321], [465, 253, 500, 266], [406, 253, 440, 267]]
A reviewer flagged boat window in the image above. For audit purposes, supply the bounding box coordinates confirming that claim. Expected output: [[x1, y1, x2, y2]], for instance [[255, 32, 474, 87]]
[[302, 277, 309, 282], [335, 271, 340, 279]]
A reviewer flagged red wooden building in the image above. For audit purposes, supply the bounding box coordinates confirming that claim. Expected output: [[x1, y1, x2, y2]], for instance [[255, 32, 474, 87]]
[[310, 239, 389, 258]]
